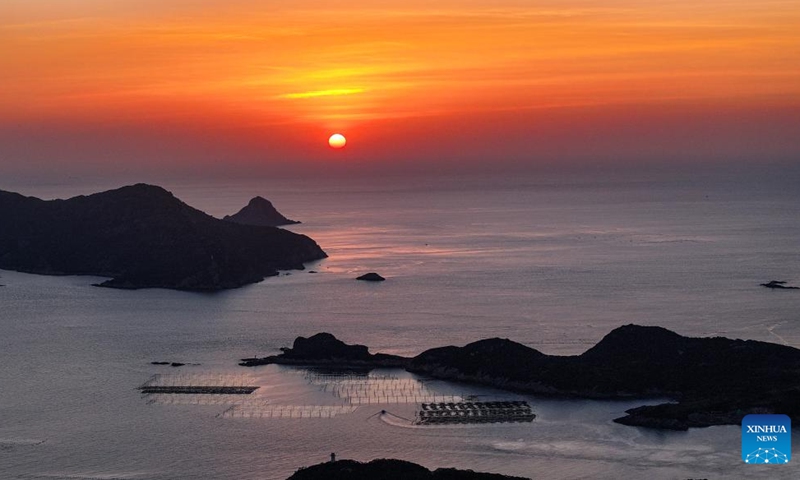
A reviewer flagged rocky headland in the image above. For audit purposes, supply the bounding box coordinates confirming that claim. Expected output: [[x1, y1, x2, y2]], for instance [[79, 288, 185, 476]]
[[240, 332, 409, 368], [0, 184, 326, 291], [287, 459, 529, 480], [248, 326, 800, 430], [223, 196, 300, 227]]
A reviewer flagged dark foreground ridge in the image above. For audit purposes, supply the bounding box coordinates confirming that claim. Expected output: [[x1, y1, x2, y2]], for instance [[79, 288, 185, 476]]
[[223, 196, 300, 227], [240, 332, 409, 367], [0, 185, 326, 291], [248, 326, 800, 430], [287, 459, 529, 480]]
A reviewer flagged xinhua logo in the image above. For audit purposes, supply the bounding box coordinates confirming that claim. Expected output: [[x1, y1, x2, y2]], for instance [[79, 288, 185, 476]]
[[742, 414, 791, 464]]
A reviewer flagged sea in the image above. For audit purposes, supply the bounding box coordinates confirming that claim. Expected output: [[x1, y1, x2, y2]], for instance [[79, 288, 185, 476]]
[[1, 167, 799, 479]]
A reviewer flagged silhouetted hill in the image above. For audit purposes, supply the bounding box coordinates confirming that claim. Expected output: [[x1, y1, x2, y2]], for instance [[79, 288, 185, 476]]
[[409, 324, 800, 429], [223, 196, 299, 227], [0, 184, 326, 291], [287, 459, 529, 480], [240, 332, 408, 367]]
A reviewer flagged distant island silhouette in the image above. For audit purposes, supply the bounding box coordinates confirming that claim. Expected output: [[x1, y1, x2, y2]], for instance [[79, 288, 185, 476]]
[[223, 196, 300, 227], [245, 325, 800, 430], [761, 280, 799, 290], [0, 184, 326, 291], [356, 272, 385, 282]]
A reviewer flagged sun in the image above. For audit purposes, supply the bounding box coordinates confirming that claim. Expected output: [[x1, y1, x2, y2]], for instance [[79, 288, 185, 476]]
[[328, 133, 346, 149]]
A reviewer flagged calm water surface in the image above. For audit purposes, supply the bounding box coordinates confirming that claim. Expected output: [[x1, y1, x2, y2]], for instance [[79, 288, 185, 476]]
[[1, 172, 799, 479]]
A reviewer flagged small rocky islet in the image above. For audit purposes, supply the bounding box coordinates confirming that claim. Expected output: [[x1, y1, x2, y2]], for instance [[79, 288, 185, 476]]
[[150, 361, 188, 367], [356, 272, 386, 281], [245, 325, 800, 430], [760, 280, 799, 290], [223, 196, 300, 227], [240, 332, 408, 368]]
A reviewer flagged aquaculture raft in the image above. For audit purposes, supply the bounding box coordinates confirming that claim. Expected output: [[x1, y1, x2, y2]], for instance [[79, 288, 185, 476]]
[[218, 404, 358, 419], [139, 385, 258, 394], [138, 374, 259, 395], [416, 401, 535, 425], [305, 372, 464, 404]]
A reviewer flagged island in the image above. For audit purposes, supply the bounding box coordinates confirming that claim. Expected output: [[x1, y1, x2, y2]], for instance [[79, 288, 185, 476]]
[[246, 325, 800, 430], [223, 196, 300, 227], [0, 184, 326, 291], [240, 332, 409, 368], [356, 272, 385, 282], [287, 459, 529, 480], [760, 280, 799, 290]]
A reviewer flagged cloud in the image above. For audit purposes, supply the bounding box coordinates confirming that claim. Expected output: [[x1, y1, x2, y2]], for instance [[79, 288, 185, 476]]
[[278, 88, 366, 99]]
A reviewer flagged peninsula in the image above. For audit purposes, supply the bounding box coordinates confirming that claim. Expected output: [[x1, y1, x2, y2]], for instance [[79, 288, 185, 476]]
[[0, 184, 326, 291], [247, 326, 800, 430]]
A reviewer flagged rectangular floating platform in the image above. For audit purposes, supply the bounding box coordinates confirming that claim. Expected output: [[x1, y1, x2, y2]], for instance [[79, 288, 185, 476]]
[[138, 374, 259, 396], [218, 404, 358, 419], [138, 386, 259, 395], [416, 400, 535, 425], [145, 394, 260, 406], [304, 373, 465, 405]]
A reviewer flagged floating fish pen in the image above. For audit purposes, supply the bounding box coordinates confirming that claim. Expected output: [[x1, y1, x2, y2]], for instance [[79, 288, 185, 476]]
[[138, 374, 259, 395], [415, 401, 535, 425], [145, 394, 253, 406], [320, 378, 424, 390], [218, 404, 358, 419], [347, 394, 463, 405], [140, 386, 258, 394], [306, 375, 464, 405], [304, 372, 398, 385]]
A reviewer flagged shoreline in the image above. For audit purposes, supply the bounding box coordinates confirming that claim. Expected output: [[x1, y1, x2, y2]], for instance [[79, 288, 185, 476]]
[[243, 327, 800, 430]]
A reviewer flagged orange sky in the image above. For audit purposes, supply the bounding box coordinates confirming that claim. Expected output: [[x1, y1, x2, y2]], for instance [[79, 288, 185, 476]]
[[1, 0, 799, 178]]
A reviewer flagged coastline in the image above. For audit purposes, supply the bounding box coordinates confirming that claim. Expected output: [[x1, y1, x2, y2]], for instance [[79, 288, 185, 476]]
[[245, 327, 800, 430]]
